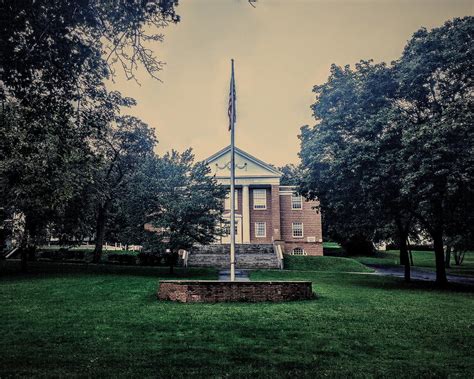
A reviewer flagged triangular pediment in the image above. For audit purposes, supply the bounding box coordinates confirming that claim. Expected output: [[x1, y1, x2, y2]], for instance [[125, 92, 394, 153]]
[[205, 146, 282, 178]]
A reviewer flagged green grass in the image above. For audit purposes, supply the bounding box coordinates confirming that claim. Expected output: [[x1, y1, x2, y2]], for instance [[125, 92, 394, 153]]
[[284, 255, 373, 273], [355, 250, 474, 277], [1, 261, 473, 378]]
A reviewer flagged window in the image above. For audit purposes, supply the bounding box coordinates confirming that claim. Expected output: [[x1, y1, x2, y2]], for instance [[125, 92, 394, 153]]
[[253, 189, 267, 209], [291, 194, 303, 210], [255, 222, 266, 238], [292, 222, 304, 238], [292, 247, 306, 256], [224, 190, 238, 210]]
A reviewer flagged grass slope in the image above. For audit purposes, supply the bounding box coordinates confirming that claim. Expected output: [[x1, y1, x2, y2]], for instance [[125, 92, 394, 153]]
[[284, 255, 373, 273], [1, 261, 473, 377]]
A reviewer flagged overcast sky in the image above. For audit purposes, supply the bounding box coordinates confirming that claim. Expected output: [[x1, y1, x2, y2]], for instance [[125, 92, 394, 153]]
[[108, 0, 473, 166]]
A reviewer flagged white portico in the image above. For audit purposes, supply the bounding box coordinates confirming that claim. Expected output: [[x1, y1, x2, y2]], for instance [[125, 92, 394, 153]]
[[205, 146, 282, 244]]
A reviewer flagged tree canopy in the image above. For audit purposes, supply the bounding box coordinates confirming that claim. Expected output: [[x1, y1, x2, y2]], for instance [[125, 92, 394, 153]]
[[299, 17, 473, 284], [143, 149, 226, 272]]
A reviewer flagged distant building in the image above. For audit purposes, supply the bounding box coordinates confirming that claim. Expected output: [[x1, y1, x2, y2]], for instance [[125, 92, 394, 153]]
[[205, 146, 323, 256]]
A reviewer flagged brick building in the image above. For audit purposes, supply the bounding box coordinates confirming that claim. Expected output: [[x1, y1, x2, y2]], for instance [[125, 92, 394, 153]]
[[206, 146, 323, 256]]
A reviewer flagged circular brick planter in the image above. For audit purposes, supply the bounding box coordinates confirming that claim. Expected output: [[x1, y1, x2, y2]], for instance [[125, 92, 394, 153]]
[[157, 280, 314, 303]]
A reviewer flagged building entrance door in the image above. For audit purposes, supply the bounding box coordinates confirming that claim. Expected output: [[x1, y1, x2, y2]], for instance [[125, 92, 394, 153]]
[[221, 216, 242, 244]]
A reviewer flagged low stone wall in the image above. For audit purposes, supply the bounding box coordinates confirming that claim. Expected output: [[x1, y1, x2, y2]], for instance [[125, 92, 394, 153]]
[[157, 280, 314, 303]]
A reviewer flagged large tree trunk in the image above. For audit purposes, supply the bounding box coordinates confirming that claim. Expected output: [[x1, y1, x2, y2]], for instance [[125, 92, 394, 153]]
[[93, 202, 108, 263], [432, 231, 447, 286]]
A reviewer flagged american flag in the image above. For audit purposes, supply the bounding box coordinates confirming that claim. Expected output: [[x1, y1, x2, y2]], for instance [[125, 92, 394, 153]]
[[228, 59, 236, 131]]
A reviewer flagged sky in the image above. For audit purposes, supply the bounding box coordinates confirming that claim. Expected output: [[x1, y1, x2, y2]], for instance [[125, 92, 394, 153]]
[[108, 0, 473, 166]]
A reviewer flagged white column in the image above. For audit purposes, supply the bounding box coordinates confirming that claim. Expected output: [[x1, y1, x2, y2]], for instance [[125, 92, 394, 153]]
[[242, 185, 251, 243]]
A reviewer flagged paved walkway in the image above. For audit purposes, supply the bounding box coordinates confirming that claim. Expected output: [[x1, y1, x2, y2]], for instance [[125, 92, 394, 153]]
[[367, 264, 474, 286], [218, 269, 250, 281]]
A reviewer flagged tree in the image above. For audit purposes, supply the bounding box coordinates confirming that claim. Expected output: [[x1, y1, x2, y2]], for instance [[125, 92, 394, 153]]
[[0, 101, 92, 270], [144, 150, 226, 273], [299, 62, 402, 261], [1, 1, 179, 102], [394, 17, 474, 284], [0, 0, 179, 269], [89, 113, 157, 263], [279, 164, 304, 186], [299, 17, 473, 285]]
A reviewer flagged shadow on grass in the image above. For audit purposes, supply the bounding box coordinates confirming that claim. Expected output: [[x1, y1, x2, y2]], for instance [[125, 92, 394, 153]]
[[0, 260, 217, 281]]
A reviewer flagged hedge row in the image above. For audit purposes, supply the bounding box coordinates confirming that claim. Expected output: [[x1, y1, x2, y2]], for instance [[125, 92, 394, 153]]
[[38, 249, 92, 261], [37, 250, 174, 266], [386, 243, 434, 251]]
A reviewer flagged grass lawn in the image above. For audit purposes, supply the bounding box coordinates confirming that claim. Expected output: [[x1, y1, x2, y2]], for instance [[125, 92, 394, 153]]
[[355, 250, 474, 277], [284, 255, 373, 273], [1, 260, 473, 377]]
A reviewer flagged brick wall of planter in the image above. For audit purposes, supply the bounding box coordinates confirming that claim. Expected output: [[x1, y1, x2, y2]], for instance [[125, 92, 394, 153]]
[[157, 280, 314, 303]]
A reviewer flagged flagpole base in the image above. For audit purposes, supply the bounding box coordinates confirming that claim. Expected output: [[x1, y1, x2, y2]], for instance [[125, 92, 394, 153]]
[[230, 264, 235, 282]]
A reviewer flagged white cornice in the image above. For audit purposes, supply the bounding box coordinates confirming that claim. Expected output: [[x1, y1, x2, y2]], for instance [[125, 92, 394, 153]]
[[205, 145, 283, 177]]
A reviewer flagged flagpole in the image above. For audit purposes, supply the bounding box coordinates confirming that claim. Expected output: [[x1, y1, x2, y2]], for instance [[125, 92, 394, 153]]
[[230, 59, 236, 282]]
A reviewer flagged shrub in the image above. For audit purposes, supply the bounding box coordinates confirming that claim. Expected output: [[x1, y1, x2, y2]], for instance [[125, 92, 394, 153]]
[[137, 252, 168, 266], [37, 248, 90, 261], [107, 254, 137, 265]]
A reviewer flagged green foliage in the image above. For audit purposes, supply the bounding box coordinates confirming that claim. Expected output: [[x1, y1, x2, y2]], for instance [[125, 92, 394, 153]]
[[144, 149, 227, 255], [394, 17, 474, 252], [300, 17, 474, 284], [0, 103, 93, 244], [278, 164, 303, 186], [0, 0, 179, 266], [300, 61, 400, 243]]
